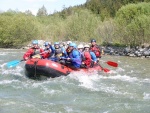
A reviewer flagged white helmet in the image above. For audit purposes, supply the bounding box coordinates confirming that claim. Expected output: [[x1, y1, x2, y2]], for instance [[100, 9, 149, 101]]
[[84, 44, 90, 48], [77, 44, 84, 49], [67, 41, 72, 45]]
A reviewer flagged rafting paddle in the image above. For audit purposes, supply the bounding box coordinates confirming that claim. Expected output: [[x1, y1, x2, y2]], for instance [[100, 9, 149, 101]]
[[97, 63, 110, 73], [6, 60, 24, 68], [106, 61, 118, 67], [102, 68, 110, 73], [98, 61, 118, 73], [100, 61, 118, 73]]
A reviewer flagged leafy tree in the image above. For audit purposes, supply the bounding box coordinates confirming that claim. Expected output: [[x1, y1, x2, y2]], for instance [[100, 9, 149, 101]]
[[85, 0, 149, 19], [37, 5, 48, 16], [0, 12, 39, 48], [115, 2, 150, 46], [65, 9, 101, 42], [25, 10, 33, 16]]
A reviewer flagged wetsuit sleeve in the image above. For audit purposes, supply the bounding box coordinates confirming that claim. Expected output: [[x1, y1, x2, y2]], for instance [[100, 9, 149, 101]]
[[50, 45, 55, 57], [90, 52, 97, 62], [50, 45, 55, 53]]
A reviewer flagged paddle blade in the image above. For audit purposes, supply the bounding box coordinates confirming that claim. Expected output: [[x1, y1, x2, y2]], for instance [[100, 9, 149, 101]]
[[7, 60, 21, 68], [103, 68, 110, 73], [106, 61, 118, 67]]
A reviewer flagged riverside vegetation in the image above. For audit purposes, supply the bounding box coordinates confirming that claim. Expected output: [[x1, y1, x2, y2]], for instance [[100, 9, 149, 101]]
[[0, 0, 149, 48]]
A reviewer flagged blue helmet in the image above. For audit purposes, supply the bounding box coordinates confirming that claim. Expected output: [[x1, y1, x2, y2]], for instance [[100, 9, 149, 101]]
[[54, 42, 59, 45], [54, 42, 60, 49], [91, 39, 96, 43], [69, 43, 77, 48], [44, 42, 49, 46], [32, 40, 38, 44]]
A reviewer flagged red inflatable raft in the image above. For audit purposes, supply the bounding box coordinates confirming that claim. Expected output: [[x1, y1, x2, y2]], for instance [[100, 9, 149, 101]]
[[25, 58, 103, 79]]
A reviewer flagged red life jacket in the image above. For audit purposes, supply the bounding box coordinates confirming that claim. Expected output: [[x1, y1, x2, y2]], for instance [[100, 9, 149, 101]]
[[42, 48, 52, 59], [42, 51, 51, 59], [82, 51, 92, 67], [90, 45, 101, 58], [23, 47, 44, 60]]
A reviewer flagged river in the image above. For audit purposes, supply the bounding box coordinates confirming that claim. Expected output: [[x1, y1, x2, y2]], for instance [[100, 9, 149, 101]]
[[0, 49, 150, 113]]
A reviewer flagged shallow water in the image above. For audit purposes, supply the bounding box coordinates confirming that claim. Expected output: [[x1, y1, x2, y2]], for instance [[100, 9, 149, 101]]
[[0, 49, 150, 113]]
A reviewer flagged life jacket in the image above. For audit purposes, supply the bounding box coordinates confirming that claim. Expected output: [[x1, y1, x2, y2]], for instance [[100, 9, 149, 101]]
[[43, 48, 51, 59], [54, 48, 63, 57], [23, 47, 44, 60], [69, 49, 81, 68], [31, 47, 41, 56], [82, 51, 92, 67], [90, 45, 101, 58]]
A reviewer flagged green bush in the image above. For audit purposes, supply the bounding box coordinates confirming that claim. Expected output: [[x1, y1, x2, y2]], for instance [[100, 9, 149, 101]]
[[0, 12, 39, 48], [115, 2, 150, 46]]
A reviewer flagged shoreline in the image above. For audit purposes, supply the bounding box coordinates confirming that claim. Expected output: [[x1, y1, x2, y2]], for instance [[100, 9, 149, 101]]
[[1, 45, 150, 58]]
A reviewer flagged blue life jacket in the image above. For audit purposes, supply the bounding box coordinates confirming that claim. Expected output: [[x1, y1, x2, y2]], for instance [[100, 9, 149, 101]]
[[49, 46, 68, 61], [69, 49, 82, 68]]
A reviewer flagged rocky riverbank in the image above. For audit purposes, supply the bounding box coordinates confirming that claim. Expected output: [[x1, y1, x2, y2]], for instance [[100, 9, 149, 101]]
[[102, 45, 150, 58]]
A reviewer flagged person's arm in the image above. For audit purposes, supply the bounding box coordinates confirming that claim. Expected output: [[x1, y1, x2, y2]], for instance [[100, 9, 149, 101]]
[[96, 45, 101, 58], [50, 45, 55, 53], [41, 49, 51, 59], [90, 52, 97, 63]]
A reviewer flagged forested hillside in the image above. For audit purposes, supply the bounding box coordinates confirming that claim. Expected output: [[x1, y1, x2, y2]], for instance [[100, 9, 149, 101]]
[[0, 0, 149, 48]]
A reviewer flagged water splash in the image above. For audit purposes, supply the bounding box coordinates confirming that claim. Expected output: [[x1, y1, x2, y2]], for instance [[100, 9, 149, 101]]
[[1, 65, 24, 77], [68, 71, 101, 91], [0, 79, 20, 85], [143, 92, 150, 100]]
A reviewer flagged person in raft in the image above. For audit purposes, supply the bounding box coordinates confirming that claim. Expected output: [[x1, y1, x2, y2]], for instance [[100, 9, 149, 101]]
[[50, 42, 68, 64], [89, 39, 101, 62], [66, 41, 72, 56], [42, 41, 52, 59], [77, 44, 97, 68], [80, 44, 92, 68], [23, 40, 44, 60], [77, 44, 84, 54], [66, 43, 82, 70]]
